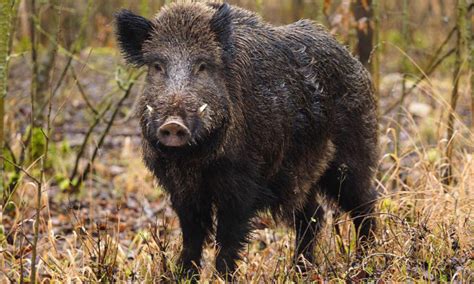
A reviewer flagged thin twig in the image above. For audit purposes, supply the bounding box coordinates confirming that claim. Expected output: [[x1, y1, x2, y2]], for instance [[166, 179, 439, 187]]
[[3, 140, 17, 165], [72, 71, 142, 191], [30, 1, 61, 281], [29, 0, 38, 128], [69, 100, 113, 184], [383, 47, 456, 115], [444, 0, 468, 185], [383, 4, 474, 115], [1, 157, 41, 185], [70, 65, 99, 115]]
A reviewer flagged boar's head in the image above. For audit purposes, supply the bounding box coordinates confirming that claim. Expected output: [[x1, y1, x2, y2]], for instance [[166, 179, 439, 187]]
[[115, 3, 234, 157]]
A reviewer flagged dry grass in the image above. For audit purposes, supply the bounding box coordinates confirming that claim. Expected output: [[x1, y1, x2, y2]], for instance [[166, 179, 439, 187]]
[[1, 1, 473, 276], [1, 67, 472, 283]]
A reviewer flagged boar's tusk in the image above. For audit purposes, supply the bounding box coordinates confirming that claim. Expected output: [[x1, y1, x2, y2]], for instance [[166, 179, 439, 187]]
[[198, 103, 208, 115], [146, 105, 154, 113]]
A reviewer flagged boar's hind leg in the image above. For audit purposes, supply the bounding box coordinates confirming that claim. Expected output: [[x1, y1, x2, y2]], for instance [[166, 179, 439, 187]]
[[293, 191, 325, 268], [172, 193, 213, 277], [319, 164, 378, 246]]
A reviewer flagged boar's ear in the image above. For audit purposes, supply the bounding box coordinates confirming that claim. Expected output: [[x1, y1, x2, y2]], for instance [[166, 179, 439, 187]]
[[209, 3, 234, 64], [115, 9, 153, 66]]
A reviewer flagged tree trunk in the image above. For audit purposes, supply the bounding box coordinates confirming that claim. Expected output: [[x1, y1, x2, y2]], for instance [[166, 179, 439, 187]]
[[470, 3, 473, 134], [395, 0, 409, 147], [292, 0, 305, 22], [32, 1, 60, 126], [372, 0, 380, 93], [352, 0, 373, 70], [469, 0, 473, 196], [392, 0, 409, 191], [0, 0, 14, 197], [445, 0, 468, 185]]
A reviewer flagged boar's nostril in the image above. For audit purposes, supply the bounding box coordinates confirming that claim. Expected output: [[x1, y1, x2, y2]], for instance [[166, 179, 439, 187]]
[[157, 118, 191, 147]]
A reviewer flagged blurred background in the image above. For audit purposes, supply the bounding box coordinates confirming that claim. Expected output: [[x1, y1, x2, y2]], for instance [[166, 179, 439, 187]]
[[0, 0, 472, 282]]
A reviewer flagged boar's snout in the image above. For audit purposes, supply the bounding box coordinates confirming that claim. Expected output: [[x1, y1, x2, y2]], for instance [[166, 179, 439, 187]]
[[157, 116, 191, 147]]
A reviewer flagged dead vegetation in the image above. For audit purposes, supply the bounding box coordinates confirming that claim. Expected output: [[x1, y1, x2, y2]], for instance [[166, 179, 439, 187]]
[[0, 0, 473, 282]]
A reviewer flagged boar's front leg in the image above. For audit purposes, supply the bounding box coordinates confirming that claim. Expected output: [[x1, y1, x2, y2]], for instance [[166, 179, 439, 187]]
[[171, 192, 213, 277], [206, 162, 266, 276], [215, 199, 255, 275]]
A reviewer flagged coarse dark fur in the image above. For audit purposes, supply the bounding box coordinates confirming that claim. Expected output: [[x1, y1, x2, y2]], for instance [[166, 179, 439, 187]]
[[115, 1, 379, 277]]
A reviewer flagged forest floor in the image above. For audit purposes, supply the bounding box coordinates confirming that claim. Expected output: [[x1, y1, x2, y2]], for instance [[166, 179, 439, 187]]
[[1, 50, 473, 282]]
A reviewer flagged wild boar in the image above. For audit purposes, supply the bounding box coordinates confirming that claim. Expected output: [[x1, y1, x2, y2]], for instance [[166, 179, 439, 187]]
[[115, 1, 378, 276]]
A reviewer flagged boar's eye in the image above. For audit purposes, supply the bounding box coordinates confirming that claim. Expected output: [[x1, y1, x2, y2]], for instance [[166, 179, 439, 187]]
[[153, 63, 164, 73], [197, 62, 207, 73]]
